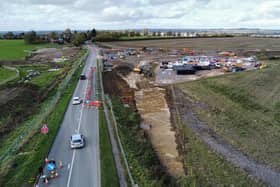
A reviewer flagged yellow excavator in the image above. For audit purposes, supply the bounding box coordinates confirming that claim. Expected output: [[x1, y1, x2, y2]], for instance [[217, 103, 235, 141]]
[[133, 66, 141, 73]]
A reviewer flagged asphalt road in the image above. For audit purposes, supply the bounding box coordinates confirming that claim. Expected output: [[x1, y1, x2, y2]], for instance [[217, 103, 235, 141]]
[[39, 45, 100, 187]]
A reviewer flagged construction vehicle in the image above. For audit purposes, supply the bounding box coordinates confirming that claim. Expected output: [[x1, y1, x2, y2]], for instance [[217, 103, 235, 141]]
[[133, 66, 141, 73]]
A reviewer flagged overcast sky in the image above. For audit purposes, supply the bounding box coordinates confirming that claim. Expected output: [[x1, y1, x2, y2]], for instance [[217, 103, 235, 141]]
[[0, 0, 279, 31]]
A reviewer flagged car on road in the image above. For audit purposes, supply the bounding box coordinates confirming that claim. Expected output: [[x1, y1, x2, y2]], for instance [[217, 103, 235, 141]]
[[72, 97, 83, 105], [70, 134, 85, 149], [80, 74, 87, 80]]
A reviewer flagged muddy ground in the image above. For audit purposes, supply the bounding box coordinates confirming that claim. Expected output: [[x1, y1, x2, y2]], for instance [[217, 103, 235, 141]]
[[29, 47, 80, 63], [0, 85, 39, 139], [103, 37, 280, 52]]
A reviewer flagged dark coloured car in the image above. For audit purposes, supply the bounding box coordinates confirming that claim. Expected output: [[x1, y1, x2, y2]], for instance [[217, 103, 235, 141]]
[[80, 74, 86, 80]]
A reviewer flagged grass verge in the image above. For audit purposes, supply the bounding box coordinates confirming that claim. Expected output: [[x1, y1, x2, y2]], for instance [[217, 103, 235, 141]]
[[99, 107, 119, 187], [97, 58, 119, 187]]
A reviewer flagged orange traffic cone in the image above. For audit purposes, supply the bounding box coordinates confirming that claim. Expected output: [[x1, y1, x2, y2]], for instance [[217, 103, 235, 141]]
[[45, 178, 49, 185]]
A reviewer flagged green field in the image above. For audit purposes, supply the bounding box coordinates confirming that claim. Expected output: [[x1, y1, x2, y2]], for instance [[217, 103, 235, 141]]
[[178, 123, 262, 186], [177, 60, 280, 171], [0, 40, 57, 60], [31, 70, 62, 88], [0, 67, 17, 84]]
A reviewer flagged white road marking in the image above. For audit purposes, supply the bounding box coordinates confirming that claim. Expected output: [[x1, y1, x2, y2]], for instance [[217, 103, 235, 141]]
[[66, 60, 91, 187], [68, 163, 70, 169]]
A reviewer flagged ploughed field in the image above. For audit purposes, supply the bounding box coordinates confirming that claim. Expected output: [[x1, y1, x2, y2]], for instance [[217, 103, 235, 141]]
[[103, 37, 280, 51]]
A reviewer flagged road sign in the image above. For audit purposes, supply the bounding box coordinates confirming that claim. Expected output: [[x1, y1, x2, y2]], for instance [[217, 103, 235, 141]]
[[89, 100, 101, 107], [41, 124, 49, 135]]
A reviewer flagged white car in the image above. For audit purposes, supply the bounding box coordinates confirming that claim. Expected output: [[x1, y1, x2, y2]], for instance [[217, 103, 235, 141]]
[[70, 134, 85, 149], [72, 97, 83, 105]]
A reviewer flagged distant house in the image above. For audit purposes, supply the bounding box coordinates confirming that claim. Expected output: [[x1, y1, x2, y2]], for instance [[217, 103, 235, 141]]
[[50, 38, 64, 44]]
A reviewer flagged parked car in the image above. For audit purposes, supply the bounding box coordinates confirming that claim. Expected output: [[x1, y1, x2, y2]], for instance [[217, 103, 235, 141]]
[[70, 134, 85, 149], [72, 97, 83, 105], [231, 66, 245, 72]]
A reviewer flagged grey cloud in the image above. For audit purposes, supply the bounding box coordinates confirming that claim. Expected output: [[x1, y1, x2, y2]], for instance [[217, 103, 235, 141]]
[[0, 0, 279, 30], [28, 0, 72, 4]]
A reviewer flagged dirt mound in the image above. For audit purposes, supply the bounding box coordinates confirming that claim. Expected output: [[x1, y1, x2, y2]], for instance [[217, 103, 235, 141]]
[[119, 72, 141, 90], [103, 70, 134, 97], [113, 62, 133, 76]]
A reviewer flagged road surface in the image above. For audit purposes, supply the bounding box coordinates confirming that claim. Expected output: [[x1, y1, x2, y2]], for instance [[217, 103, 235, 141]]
[[39, 45, 100, 187]]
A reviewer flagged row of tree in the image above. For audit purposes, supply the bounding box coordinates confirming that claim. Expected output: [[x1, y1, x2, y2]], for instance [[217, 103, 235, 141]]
[[23, 28, 97, 46], [1, 29, 234, 44], [0, 29, 97, 46], [0, 32, 25, 39]]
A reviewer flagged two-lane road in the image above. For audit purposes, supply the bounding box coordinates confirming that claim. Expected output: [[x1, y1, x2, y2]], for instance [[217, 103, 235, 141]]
[[40, 45, 100, 187]]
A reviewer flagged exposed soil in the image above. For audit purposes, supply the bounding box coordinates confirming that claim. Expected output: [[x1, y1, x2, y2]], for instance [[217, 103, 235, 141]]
[[102, 70, 134, 98], [120, 72, 141, 90], [135, 87, 184, 177], [0, 85, 39, 139], [103, 37, 280, 52], [29, 47, 80, 63], [170, 86, 280, 187], [103, 63, 185, 177]]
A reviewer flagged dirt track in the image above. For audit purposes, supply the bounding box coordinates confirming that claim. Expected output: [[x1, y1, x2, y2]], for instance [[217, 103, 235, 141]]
[[172, 86, 280, 187]]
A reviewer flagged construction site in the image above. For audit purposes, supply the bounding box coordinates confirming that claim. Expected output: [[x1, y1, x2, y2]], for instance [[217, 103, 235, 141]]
[[100, 38, 278, 186]]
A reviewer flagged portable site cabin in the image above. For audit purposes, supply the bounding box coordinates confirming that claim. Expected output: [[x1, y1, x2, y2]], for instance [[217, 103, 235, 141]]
[[173, 64, 196, 74]]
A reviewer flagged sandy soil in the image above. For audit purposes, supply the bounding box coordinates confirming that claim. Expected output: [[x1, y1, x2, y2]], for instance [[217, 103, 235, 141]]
[[119, 72, 141, 90], [134, 87, 184, 176]]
